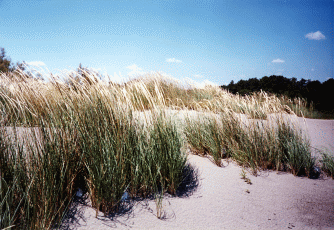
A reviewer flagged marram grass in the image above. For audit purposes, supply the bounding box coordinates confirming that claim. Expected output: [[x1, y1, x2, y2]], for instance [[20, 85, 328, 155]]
[[185, 112, 316, 176], [320, 150, 334, 179], [0, 69, 331, 229]]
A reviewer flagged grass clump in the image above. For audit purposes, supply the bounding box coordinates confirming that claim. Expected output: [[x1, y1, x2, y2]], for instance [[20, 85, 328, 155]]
[[78, 103, 134, 216], [184, 113, 225, 167], [149, 110, 187, 195], [240, 168, 252, 184], [80, 104, 186, 216], [185, 111, 316, 176], [320, 151, 334, 179], [0, 127, 21, 229], [0, 126, 82, 229], [275, 118, 315, 176]]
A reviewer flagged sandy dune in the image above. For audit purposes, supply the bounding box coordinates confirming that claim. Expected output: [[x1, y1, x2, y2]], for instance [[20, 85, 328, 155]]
[[301, 117, 334, 154]]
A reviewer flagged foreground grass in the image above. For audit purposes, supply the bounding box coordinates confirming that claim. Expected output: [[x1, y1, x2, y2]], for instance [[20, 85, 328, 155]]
[[0, 71, 187, 228], [0, 70, 332, 229]]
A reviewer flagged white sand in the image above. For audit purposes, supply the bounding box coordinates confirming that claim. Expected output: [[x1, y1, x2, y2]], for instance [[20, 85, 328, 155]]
[[39, 112, 334, 229], [300, 117, 334, 154]]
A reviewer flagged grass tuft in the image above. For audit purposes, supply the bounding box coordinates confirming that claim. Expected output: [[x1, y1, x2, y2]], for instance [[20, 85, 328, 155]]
[[320, 151, 334, 179]]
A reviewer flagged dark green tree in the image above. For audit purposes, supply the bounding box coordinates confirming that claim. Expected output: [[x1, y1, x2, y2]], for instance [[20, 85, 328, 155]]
[[0, 47, 26, 73], [220, 75, 334, 116], [0, 47, 13, 73]]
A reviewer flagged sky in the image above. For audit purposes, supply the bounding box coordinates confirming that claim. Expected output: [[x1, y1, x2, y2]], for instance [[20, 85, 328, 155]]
[[0, 0, 333, 87]]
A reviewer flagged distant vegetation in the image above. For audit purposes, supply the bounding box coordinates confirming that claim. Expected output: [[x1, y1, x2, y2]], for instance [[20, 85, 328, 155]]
[[221, 75, 334, 118]]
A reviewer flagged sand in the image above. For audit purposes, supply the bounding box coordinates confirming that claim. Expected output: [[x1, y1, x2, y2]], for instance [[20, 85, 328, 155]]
[[52, 112, 334, 229]]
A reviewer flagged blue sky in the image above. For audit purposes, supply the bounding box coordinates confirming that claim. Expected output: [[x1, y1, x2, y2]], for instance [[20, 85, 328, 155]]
[[0, 0, 333, 86]]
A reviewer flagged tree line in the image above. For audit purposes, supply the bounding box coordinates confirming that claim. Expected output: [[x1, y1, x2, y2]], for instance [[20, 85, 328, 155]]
[[221, 75, 334, 115]]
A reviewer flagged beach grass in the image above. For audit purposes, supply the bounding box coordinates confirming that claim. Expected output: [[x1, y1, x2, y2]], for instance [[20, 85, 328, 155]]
[[320, 150, 334, 179], [184, 110, 315, 176], [0, 69, 331, 229]]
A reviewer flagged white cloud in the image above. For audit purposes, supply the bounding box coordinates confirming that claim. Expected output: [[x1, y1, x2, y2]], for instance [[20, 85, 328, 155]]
[[272, 59, 285, 63], [27, 61, 46, 66], [126, 64, 139, 71], [185, 77, 217, 89], [126, 64, 146, 77], [166, 58, 182, 63], [305, 31, 326, 40], [202, 79, 217, 87], [193, 74, 204, 79]]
